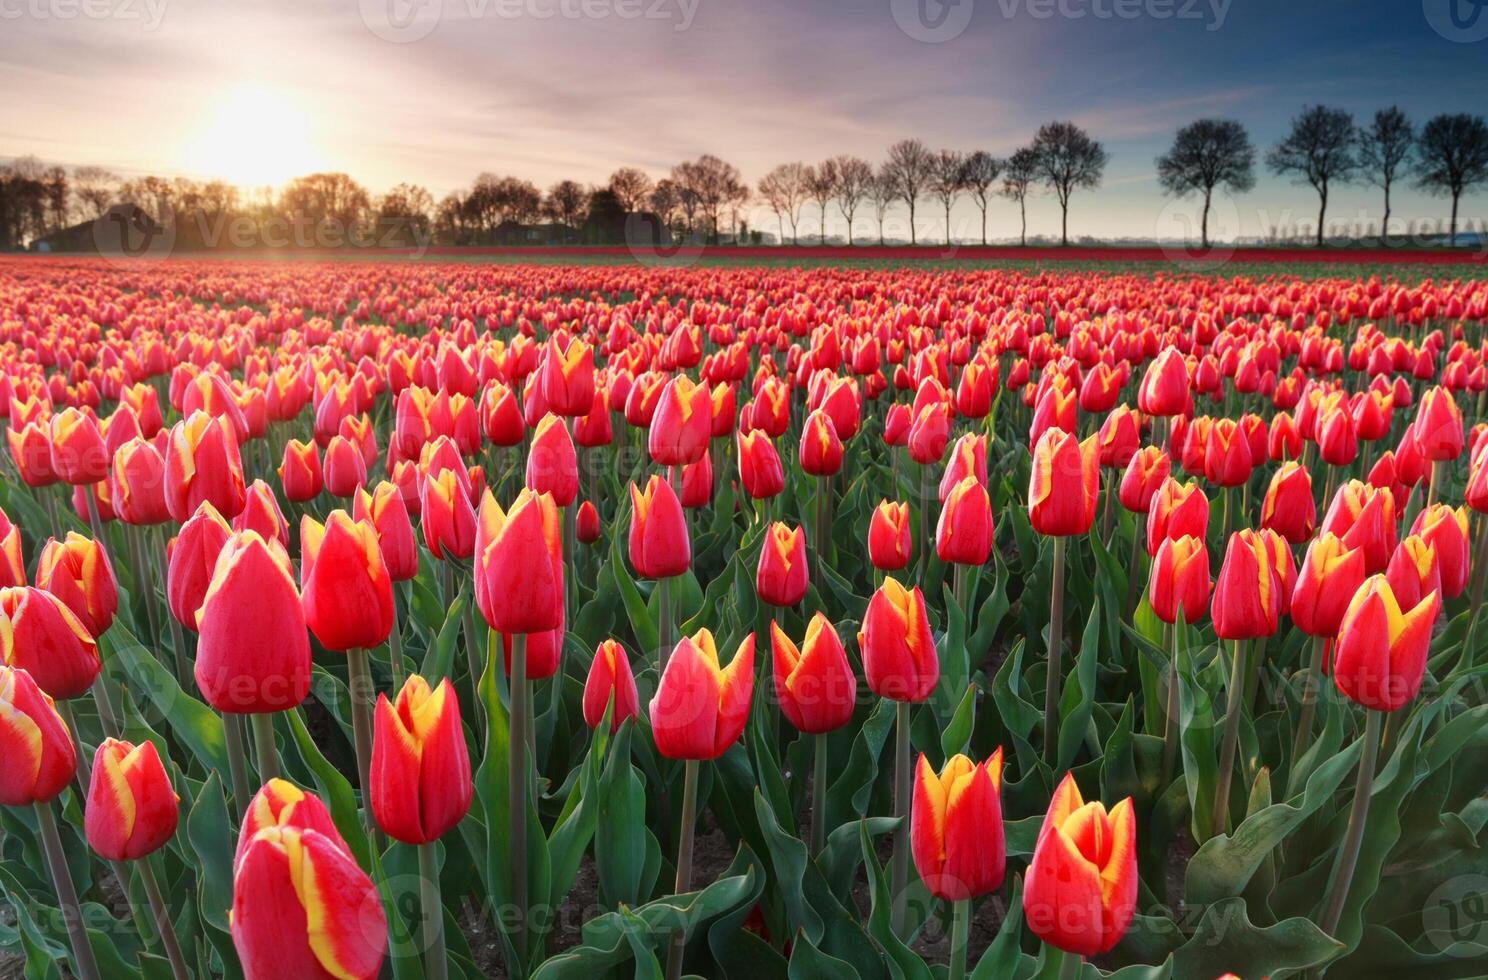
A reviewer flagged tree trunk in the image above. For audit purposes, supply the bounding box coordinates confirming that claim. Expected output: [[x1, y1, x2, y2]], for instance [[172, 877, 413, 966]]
[[945, 203, 952, 246], [981, 205, 987, 246], [821, 210, 827, 246], [1451, 191, 1460, 242], [878, 217, 885, 246], [1061, 200, 1069, 247], [1020, 198, 1027, 246], [908, 202, 917, 245], [1382, 184, 1391, 247], [1201, 189, 1212, 250], [1316, 186, 1327, 248]]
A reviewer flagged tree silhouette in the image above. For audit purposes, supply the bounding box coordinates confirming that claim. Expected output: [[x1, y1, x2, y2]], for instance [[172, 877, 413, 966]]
[[1156, 119, 1255, 249], [1266, 105, 1357, 247]]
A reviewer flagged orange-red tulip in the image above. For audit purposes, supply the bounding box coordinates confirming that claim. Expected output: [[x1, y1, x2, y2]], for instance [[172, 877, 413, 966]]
[[1333, 576, 1440, 712], [1211, 529, 1285, 640], [1411, 504, 1470, 598], [799, 409, 844, 477], [234, 479, 290, 550], [165, 411, 246, 522], [860, 577, 938, 702], [49, 407, 108, 485], [1148, 535, 1210, 625], [35, 532, 117, 637], [1291, 533, 1367, 638], [1412, 386, 1464, 462], [1137, 348, 1190, 417], [301, 512, 394, 652], [737, 429, 784, 499], [756, 522, 808, 608], [583, 639, 638, 732], [1146, 478, 1209, 555], [7, 420, 58, 487], [111, 437, 171, 525], [648, 376, 712, 467], [474, 488, 564, 635], [1385, 535, 1441, 610], [0, 509, 22, 588], [525, 413, 579, 506], [84, 738, 178, 861], [0, 665, 76, 806], [1028, 428, 1099, 537], [370, 675, 472, 845], [1118, 446, 1170, 514], [868, 500, 912, 571], [1024, 773, 1137, 957], [540, 336, 595, 417], [911, 749, 1005, 901], [628, 475, 690, 580], [937, 475, 993, 565], [1259, 461, 1315, 544], [420, 467, 477, 561], [770, 614, 855, 734], [1320, 480, 1398, 574], [352, 482, 418, 582], [649, 629, 754, 760], [0, 586, 100, 700]]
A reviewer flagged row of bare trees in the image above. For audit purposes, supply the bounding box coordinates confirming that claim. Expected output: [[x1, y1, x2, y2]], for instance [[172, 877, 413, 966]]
[[1160, 108, 1488, 248]]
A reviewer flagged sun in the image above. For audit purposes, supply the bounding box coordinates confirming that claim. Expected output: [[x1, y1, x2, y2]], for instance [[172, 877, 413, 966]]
[[184, 86, 323, 190]]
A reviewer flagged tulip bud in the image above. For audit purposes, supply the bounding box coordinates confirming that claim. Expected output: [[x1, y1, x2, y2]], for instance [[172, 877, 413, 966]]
[[1025, 773, 1137, 957], [540, 337, 595, 417], [1148, 535, 1210, 626], [859, 578, 938, 702], [883, 403, 911, 446], [1137, 348, 1190, 417], [49, 407, 108, 485], [0, 586, 100, 700], [1385, 535, 1441, 610], [799, 410, 844, 477], [370, 675, 472, 845], [1211, 530, 1285, 640], [1291, 533, 1367, 638], [36, 532, 118, 637], [0, 509, 22, 588], [1146, 478, 1209, 556], [166, 502, 232, 630], [84, 738, 179, 860], [868, 500, 912, 571], [279, 439, 323, 502], [1096, 405, 1141, 469], [737, 429, 785, 500], [583, 639, 639, 732], [1258, 461, 1315, 545], [420, 467, 477, 561], [195, 532, 311, 714], [525, 414, 579, 506], [756, 522, 808, 608], [771, 615, 855, 734], [474, 488, 564, 635], [906, 402, 950, 465], [649, 629, 754, 760], [352, 482, 418, 582], [1203, 418, 1252, 487], [1411, 503, 1470, 599], [911, 749, 1005, 901], [0, 665, 76, 806], [1029, 428, 1099, 537], [232, 822, 386, 980], [234, 479, 290, 550], [937, 475, 993, 565], [648, 376, 712, 467], [1412, 386, 1463, 462], [111, 437, 171, 525], [7, 421, 58, 488], [1118, 446, 1170, 514], [301, 512, 394, 652], [1320, 480, 1397, 574], [938, 433, 987, 502], [165, 411, 246, 522], [628, 475, 690, 580], [576, 500, 601, 544], [1333, 576, 1440, 712]]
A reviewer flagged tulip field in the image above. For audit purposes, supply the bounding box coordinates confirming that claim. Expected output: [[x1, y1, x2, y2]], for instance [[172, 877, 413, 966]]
[[2, 255, 1488, 980]]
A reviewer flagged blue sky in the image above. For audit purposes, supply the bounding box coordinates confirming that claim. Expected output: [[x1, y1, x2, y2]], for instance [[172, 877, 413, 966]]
[[4, 0, 1487, 241]]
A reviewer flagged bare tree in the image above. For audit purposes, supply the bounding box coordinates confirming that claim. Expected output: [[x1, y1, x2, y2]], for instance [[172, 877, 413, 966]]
[[649, 178, 684, 233], [72, 166, 118, 221], [1155, 119, 1256, 249], [959, 151, 1001, 245], [1002, 146, 1038, 246], [726, 181, 751, 243], [671, 155, 739, 242], [280, 172, 371, 229], [804, 160, 839, 244], [1266, 105, 1357, 247], [1031, 122, 1108, 246], [868, 168, 895, 245], [883, 139, 934, 245], [1416, 113, 1488, 242], [928, 150, 965, 245], [758, 162, 809, 244], [544, 180, 590, 239], [608, 167, 654, 213], [831, 156, 873, 245], [1356, 108, 1414, 244]]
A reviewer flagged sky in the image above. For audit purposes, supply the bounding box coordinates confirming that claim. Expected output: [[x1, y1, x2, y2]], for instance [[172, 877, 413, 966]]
[[4, 0, 1488, 243]]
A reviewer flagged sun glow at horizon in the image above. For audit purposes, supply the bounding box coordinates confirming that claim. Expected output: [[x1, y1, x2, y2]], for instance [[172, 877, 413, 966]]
[[183, 86, 325, 191]]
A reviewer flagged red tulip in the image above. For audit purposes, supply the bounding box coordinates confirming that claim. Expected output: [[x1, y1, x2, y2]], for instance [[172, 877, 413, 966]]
[[84, 738, 178, 860], [648, 376, 712, 467], [352, 482, 418, 582], [0, 509, 23, 588], [420, 467, 477, 561], [756, 522, 808, 608], [1148, 535, 1210, 625], [911, 749, 1005, 901], [800, 409, 844, 477], [859, 577, 938, 702], [937, 475, 993, 565], [35, 532, 118, 636], [165, 411, 246, 522], [1291, 533, 1367, 638], [1146, 478, 1209, 555], [111, 437, 171, 525], [1028, 428, 1099, 537], [0, 665, 76, 806], [6, 420, 58, 488], [1211, 529, 1285, 640], [1259, 461, 1315, 544], [583, 639, 639, 732], [1411, 504, 1470, 598], [234, 479, 290, 550], [1333, 576, 1440, 711], [540, 336, 595, 417], [0, 587, 100, 700], [1137, 348, 1190, 417], [868, 500, 912, 571], [370, 675, 472, 844], [737, 429, 785, 499], [628, 475, 690, 580], [649, 629, 754, 760], [301, 512, 394, 652], [167, 502, 232, 630], [770, 614, 856, 734], [49, 407, 108, 485], [1118, 446, 1170, 514], [1385, 535, 1441, 610], [1320, 480, 1397, 574], [576, 500, 601, 544], [1412, 386, 1463, 462], [474, 488, 564, 636], [1203, 418, 1252, 487]]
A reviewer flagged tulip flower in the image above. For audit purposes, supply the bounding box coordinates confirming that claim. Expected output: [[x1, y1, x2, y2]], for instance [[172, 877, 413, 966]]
[[353, 481, 418, 582], [35, 532, 117, 637], [756, 522, 808, 608], [906, 401, 950, 465], [165, 411, 246, 522], [0, 664, 96, 980], [1411, 504, 1470, 598], [576, 500, 600, 544], [84, 738, 178, 860], [771, 614, 856, 736], [1291, 533, 1367, 638], [737, 428, 785, 501], [420, 467, 477, 561], [6, 421, 57, 488], [1259, 461, 1315, 544], [474, 488, 564, 636], [49, 407, 108, 486], [301, 512, 394, 651], [236, 779, 348, 871], [868, 500, 912, 571], [583, 639, 639, 732], [799, 409, 844, 476], [650, 629, 755, 761], [525, 413, 579, 507], [0, 664, 76, 806], [1096, 405, 1141, 469], [234, 479, 289, 550], [1334, 575, 1441, 713], [1413, 385, 1464, 466], [0, 509, 23, 588], [1146, 478, 1210, 556], [110, 437, 171, 526], [540, 336, 595, 417], [1316, 403, 1358, 467], [937, 474, 993, 569], [232, 819, 386, 980], [1385, 535, 1441, 610], [1025, 773, 1136, 958], [910, 749, 1005, 903], [1028, 428, 1099, 538], [1321, 480, 1397, 574], [322, 434, 367, 499], [860, 577, 939, 702], [0, 586, 100, 700], [166, 502, 232, 630], [1212, 529, 1285, 641], [279, 439, 323, 502], [1148, 535, 1210, 626], [938, 433, 987, 502], [1138, 348, 1190, 418], [883, 403, 911, 446], [648, 376, 712, 467], [1203, 417, 1252, 488], [370, 675, 472, 845], [628, 475, 690, 581]]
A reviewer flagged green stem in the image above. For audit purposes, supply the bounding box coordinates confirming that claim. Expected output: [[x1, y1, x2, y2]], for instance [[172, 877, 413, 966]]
[[658, 574, 674, 672], [1287, 636, 1328, 798], [137, 857, 189, 980], [35, 800, 102, 980], [388, 595, 406, 689], [419, 842, 448, 980], [1057, 947, 1083, 980], [509, 632, 528, 964], [811, 732, 828, 854], [346, 647, 377, 835], [1211, 638, 1247, 839], [84, 489, 109, 564], [1044, 536, 1067, 763], [1123, 515, 1144, 620], [665, 758, 700, 980], [55, 699, 91, 789], [949, 898, 971, 980], [1160, 622, 1180, 788], [1320, 709, 1383, 936], [251, 711, 279, 782], [890, 699, 912, 937], [222, 712, 253, 821]]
